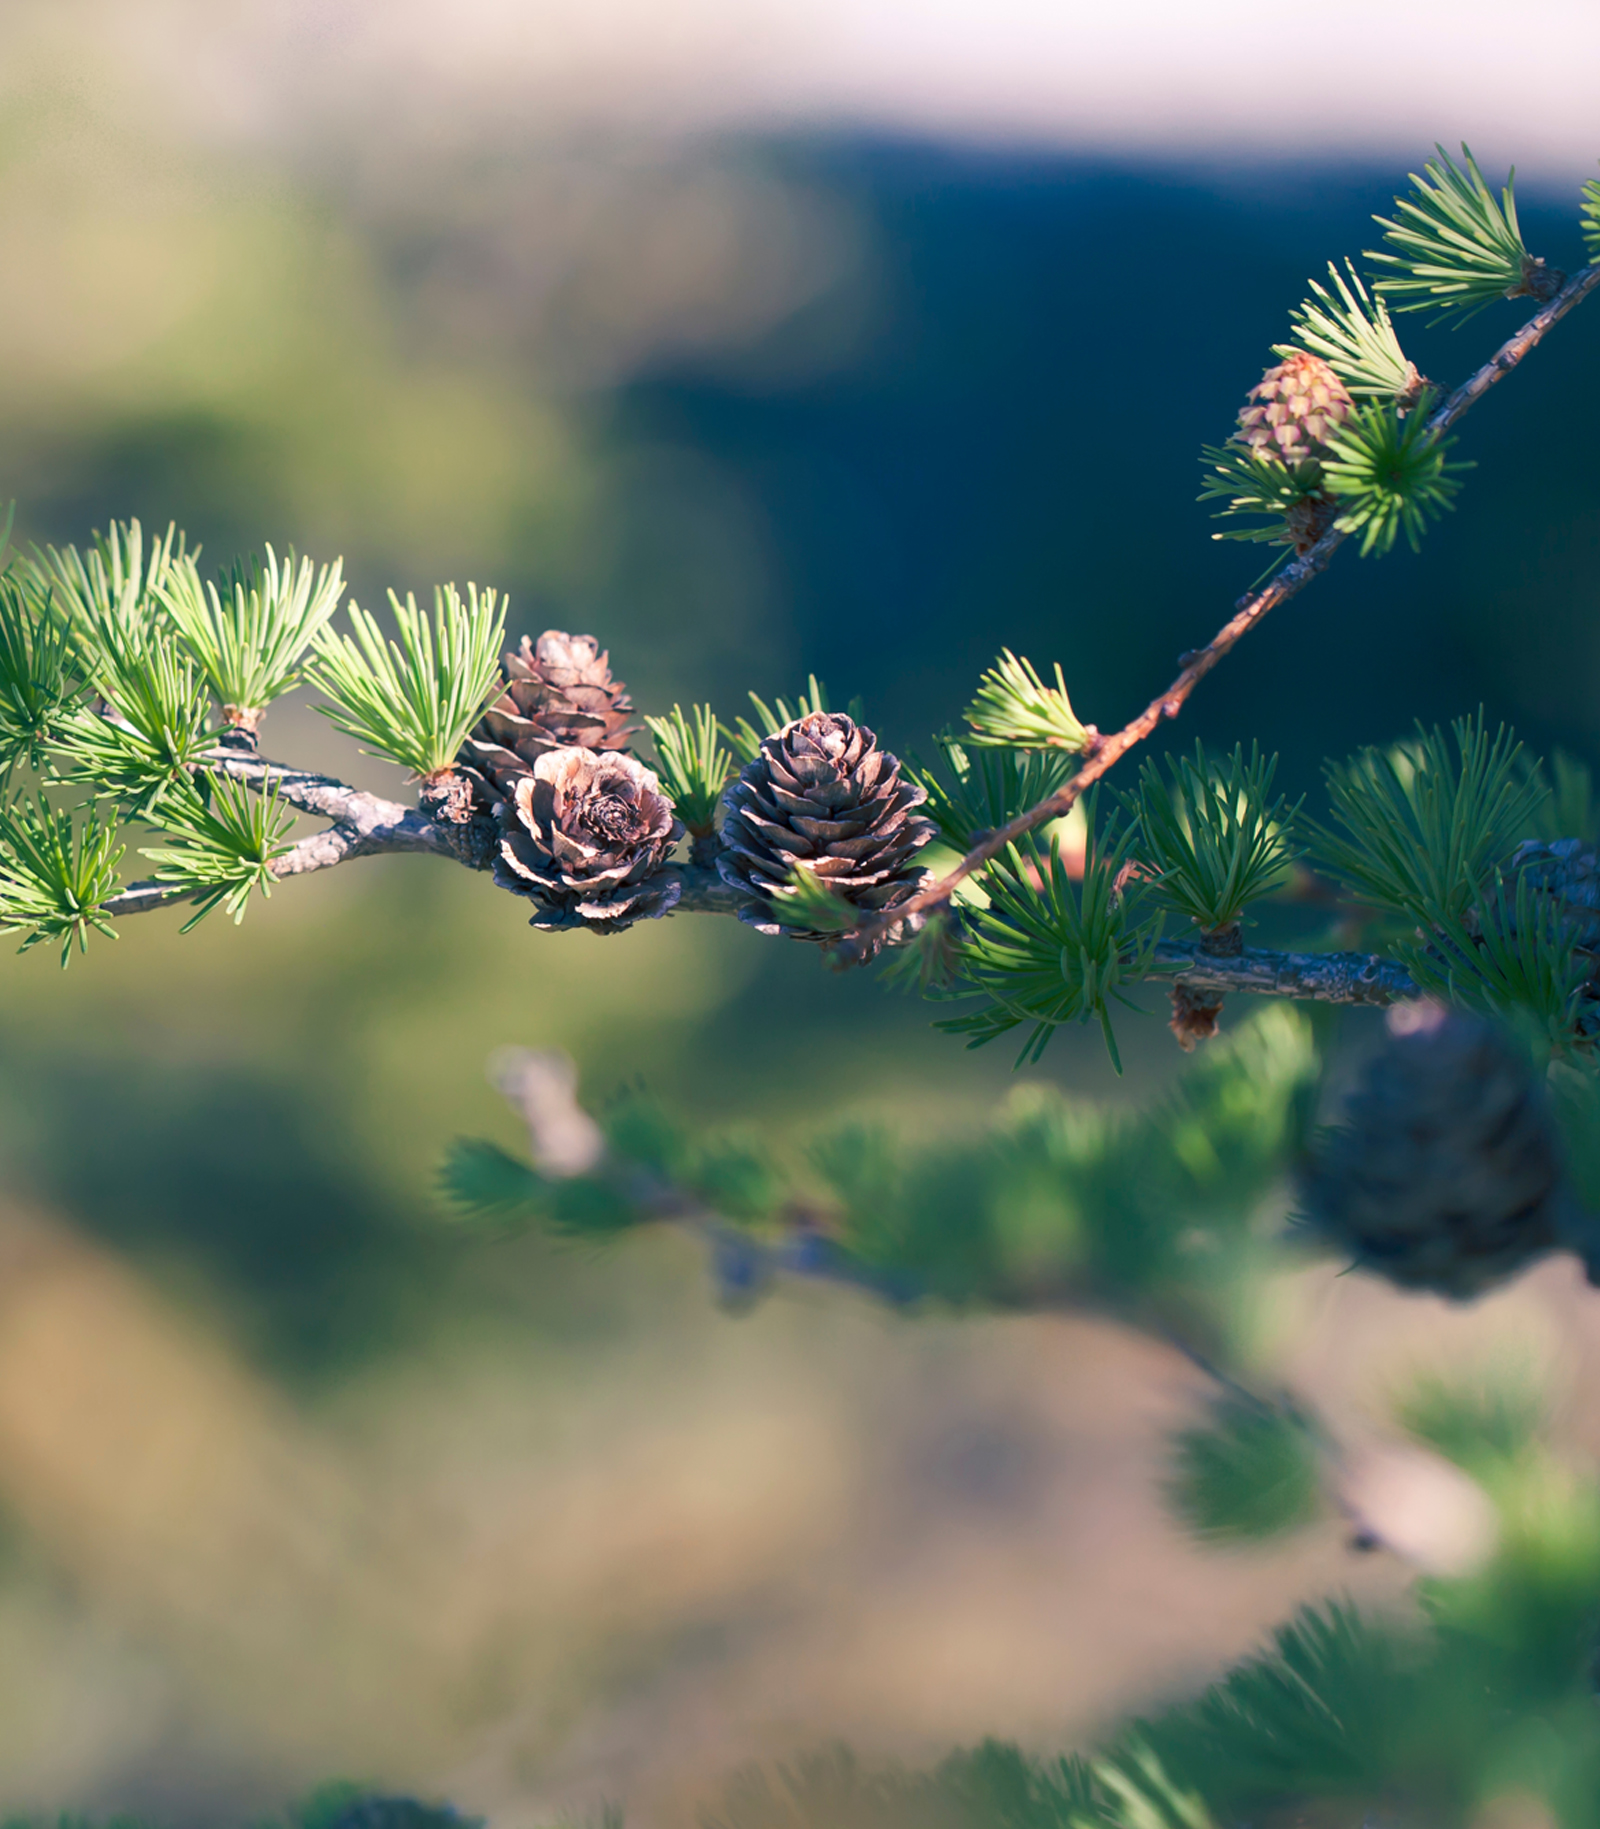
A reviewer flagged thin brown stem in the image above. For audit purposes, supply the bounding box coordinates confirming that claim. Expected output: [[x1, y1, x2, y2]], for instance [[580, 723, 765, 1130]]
[[843, 266, 1600, 957]]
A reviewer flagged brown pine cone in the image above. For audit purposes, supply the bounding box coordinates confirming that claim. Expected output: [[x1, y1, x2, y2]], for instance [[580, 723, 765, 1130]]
[[495, 747, 682, 934], [1169, 983, 1225, 1051], [1297, 1003, 1572, 1299], [718, 711, 935, 957], [461, 631, 638, 807]]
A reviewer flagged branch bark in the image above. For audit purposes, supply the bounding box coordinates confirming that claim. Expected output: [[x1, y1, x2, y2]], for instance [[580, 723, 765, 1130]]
[[95, 811, 1425, 1014], [1151, 937, 1415, 1006], [673, 869, 1418, 1006], [200, 748, 448, 834], [841, 266, 1600, 958], [100, 750, 467, 919]]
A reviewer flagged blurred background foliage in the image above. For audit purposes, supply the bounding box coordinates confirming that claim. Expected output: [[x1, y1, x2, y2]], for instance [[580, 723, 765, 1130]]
[[2, 10, 1600, 1828]]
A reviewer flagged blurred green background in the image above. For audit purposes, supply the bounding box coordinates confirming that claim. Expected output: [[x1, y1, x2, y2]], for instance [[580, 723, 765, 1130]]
[[2, 14, 1600, 1828]]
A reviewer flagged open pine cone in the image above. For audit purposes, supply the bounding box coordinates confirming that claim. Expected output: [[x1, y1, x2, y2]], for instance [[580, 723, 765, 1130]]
[[1297, 1003, 1573, 1299], [718, 711, 935, 958], [495, 747, 682, 934], [461, 631, 638, 808]]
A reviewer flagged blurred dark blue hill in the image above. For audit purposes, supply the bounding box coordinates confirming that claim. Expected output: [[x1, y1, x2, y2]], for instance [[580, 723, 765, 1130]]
[[600, 144, 1600, 780], [5, 144, 1597, 1383]]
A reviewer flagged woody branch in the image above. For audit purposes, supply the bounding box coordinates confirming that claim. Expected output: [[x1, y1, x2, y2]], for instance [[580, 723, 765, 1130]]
[[96, 267, 1600, 962], [839, 263, 1600, 960], [102, 753, 1419, 1009]]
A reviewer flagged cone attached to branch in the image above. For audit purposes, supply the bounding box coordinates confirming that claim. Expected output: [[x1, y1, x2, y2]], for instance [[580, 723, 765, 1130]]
[[1235, 350, 1354, 466], [1234, 351, 1353, 553], [718, 711, 935, 958], [1169, 983, 1226, 1051], [495, 747, 682, 934], [1298, 1002, 1572, 1299], [461, 631, 638, 807]]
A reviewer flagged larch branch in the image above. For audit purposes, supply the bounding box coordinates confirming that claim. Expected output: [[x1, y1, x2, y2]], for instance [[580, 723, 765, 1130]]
[[99, 749, 470, 919], [199, 747, 444, 835], [1150, 937, 1415, 1006], [90, 262, 1600, 947], [841, 265, 1600, 958]]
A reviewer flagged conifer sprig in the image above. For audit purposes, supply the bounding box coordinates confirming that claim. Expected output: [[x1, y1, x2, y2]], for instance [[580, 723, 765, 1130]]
[[0, 795, 123, 965], [876, 906, 963, 993], [938, 796, 1159, 1071], [962, 651, 1092, 752], [307, 583, 507, 779], [0, 568, 80, 781], [1135, 1604, 1406, 1806], [1196, 445, 1325, 546], [1309, 715, 1544, 929], [1405, 871, 1591, 1053], [725, 676, 862, 765], [1529, 749, 1599, 844], [139, 775, 298, 930], [1086, 1746, 1217, 1829], [775, 859, 859, 936], [911, 737, 1078, 853], [159, 545, 345, 726], [1396, 1365, 1548, 1476], [28, 518, 183, 678], [1278, 260, 1422, 399], [1581, 170, 1600, 264], [1132, 743, 1300, 932], [1367, 143, 1556, 323], [1321, 398, 1469, 556], [52, 644, 215, 814], [643, 703, 731, 837], [1165, 1391, 1322, 1544], [439, 1136, 548, 1220], [447, 1007, 1313, 1323]]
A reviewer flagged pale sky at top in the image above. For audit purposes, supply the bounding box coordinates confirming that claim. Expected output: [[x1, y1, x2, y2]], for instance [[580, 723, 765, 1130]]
[[119, 0, 1599, 178]]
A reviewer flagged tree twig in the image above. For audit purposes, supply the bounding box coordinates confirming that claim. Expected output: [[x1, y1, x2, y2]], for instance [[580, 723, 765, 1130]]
[[1150, 937, 1415, 1006], [674, 863, 1415, 1005], [99, 751, 467, 918], [98, 821, 1422, 1013], [92, 245, 1600, 950], [199, 747, 444, 832], [489, 1047, 916, 1309], [841, 266, 1600, 959]]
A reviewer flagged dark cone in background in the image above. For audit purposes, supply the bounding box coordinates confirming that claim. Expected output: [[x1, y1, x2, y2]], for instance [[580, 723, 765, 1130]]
[[1506, 838, 1600, 949], [495, 747, 682, 934], [1508, 838, 1600, 1035], [1297, 1002, 1572, 1300], [718, 711, 936, 960], [461, 631, 638, 808]]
